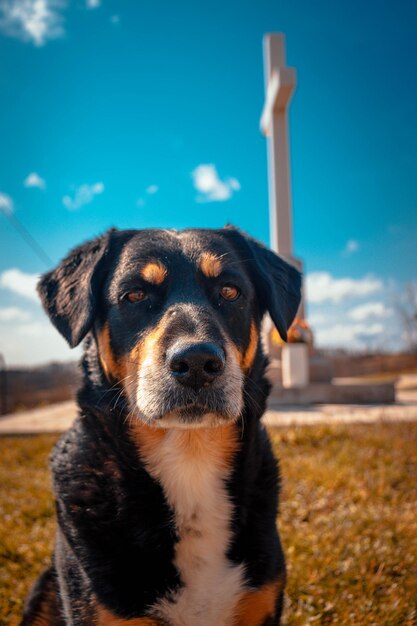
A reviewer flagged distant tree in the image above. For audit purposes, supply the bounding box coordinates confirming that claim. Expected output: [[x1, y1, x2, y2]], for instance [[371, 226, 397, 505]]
[[396, 283, 417, 353]]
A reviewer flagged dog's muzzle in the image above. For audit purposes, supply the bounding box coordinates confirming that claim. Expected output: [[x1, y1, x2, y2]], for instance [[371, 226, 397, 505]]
[[133, 337, 243, 427], [167, 342, 226, 392]]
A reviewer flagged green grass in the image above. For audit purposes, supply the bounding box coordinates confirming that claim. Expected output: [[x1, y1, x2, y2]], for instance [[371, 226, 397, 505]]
[[1, 423, 417, 625]]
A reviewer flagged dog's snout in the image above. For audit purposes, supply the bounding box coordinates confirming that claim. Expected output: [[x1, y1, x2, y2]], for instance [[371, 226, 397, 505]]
[[168, 342, 225, 390]]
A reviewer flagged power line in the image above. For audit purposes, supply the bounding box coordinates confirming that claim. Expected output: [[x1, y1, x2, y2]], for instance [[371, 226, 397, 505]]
[[1, 210, 53, 268]]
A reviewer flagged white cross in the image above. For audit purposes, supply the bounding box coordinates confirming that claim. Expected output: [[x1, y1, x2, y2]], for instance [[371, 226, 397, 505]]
[[260, 33, 296, 258]]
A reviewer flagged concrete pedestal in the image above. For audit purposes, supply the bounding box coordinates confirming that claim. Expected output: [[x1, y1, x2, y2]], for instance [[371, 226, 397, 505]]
[[266, 361, 396, 405], [282, 344, 309, 388], [269, 380, 396, 405]]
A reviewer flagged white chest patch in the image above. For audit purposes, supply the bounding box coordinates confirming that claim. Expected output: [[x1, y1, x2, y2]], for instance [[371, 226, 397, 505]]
[[138, 426, 246, 626]]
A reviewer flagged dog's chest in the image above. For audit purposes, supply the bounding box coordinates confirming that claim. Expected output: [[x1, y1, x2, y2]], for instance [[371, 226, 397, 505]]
[[136, 427, 246, 626]]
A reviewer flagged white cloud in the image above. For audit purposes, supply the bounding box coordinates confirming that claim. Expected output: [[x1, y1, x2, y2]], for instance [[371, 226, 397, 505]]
[[0, 192, 13, 215], [24, 172, 46, 189], [0, 0, 67, 46], [348, 302, 393, 322], [314, 322, 385, 349], [0, 306, 31, 322], [136, 184, 159, 207], [17, 320, 45, 336], [0, 318, 78, 365], [63, 182, 104, 210], [228, 178, 240, 191], [308, 288, 402, 351], [308, 312, 329, 327], [343, 239, 359, 255], [192, 164, 240, 202], [86, 0, 100, 7], [307, 278, 403, 351], [306, 272, 383, 304], [0, 274, 78, 364], [0, 268, 39, 301]]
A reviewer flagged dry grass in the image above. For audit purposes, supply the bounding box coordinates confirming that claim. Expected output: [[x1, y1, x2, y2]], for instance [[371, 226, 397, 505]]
[[274, 423, 417, 625], [0, 435, 57, 626], [0, 423, 416, 625]]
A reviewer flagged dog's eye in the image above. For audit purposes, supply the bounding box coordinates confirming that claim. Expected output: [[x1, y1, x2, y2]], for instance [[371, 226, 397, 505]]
[[124, 290, 147, 303], [220, 285, 240, 301]]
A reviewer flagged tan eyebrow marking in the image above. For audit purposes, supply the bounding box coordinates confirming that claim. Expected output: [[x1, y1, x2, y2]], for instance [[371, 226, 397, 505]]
[[140, 261, 167, 285], [199, 252, 222, 278]]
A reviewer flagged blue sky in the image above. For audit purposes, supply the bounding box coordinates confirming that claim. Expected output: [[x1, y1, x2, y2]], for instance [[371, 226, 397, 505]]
[[0, 0, 416, 364]]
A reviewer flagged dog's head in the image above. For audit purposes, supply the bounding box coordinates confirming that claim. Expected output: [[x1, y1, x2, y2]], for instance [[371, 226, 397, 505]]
[[39, 227, 301, 428]]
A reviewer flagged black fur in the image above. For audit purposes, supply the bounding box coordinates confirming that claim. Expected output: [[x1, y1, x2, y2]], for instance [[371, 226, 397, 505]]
[[37, 230, 113, 348], [22, 226, 301, 626], [20, 567, 63, 625], [223, 226, 301, 342]]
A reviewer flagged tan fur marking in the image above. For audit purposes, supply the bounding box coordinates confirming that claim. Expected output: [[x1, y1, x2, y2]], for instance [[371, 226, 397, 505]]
[[130, 419, 166, 454], [131, 421, 238, 469], [140, 261, 167, 285], [127, 322, 165, 378], [97, 324, 126, 381], [119, 321, 167, 408], [230, 321, 259, 373], [96, 604, 161, 625], [98, 319, 166, 396], [242, 321, 258, 371], [26, 579, 61, 626], [233, 580, 284, 626], [29, 609, 57, 626], [135, 323, 165, 362], [199, 252, 222, 278]]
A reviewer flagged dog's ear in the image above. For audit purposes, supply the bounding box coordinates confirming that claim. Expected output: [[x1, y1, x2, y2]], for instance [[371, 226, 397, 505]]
[[38, 230, 115, 348], [224, 226, 302, 341]]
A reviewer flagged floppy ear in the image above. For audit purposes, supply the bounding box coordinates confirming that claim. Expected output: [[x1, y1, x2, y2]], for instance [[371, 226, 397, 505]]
[[224, 226, 302, 341], [38, 230, 114, 348]]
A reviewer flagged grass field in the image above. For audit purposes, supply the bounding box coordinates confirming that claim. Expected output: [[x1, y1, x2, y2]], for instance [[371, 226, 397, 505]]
[[0, 422, 416, 625]]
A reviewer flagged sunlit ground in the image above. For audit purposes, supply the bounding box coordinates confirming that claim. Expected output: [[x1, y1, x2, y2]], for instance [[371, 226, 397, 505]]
[[0, 422, 416, 625]]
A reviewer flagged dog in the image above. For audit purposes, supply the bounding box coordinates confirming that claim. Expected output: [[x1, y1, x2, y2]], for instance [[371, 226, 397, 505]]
[[21, 226, 301, 626]]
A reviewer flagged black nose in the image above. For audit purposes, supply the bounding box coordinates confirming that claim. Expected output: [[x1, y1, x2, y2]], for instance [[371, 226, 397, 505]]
[[168, 342, 226, 391]]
